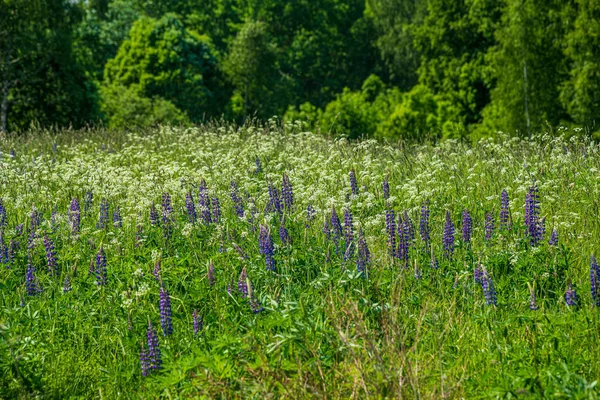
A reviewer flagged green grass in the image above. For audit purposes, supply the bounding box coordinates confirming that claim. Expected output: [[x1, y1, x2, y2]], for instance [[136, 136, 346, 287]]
[[0, 124, 599, 399]]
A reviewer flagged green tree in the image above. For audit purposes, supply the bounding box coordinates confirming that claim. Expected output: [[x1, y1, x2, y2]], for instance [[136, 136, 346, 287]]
[[223, 20, 280, 119], [482, 0, 568, 136], [102, 14, 223, 126], [561, 0, 600, 129]]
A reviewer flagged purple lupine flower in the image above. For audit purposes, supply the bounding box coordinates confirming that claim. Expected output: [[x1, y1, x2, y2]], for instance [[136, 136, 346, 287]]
[[8, 240, 18, 266], [267, 183, 282, 215], [185, 192, 197, 223], [481, 271, 497, 306], [565, 283, 577, 306], [462, 209, 472, 245], [149, 203, 160, 226], [0, 231, 7, 265], [230, 180, 244, 218], [153, 259, 161, 281], [382, 175, 390, 200], [386, 207, 396, 256], [192, 309, 202, 335], [140, 345, 150, 376], [500, 189, 510, 229], [259, 225, 276, 271], [50, 210, 58, 233], [443, 211, 455, 259], [343, 208, 354, 261], [403, 210, 415, 244], [279, 223, 290, 246], [97, 198, 109, 229], [208, 260, 215, 286], [0, 199, 6, 228], [146, 321, 162, 371], [69, 198, 81, 234], [349, 168, 358, 196], [397, 214, 409, 267], [529, 286, 539, 311], [254, 156, 262, 174], [198, 180, 212, 224], [485, 212, 494, 242], [15, 224, 23, 236], [282, 173, 294, 210], [525, 185, 542, 246], [306, 204, 315, 228], [95, 246, 107, 286], [323, 213, 332, 241], [43, 233, 58, 276], [591, 255, 600, 306], [63, 275, 72, 292], [420, 202, 430, 251], [211, 196, 221, 223], [238, 267, 248, 298], [548, 228, 558, 246], [160, 286, 173, 336], [113, 206, 122, 229], [330, 206, 343, 252], [26, 262, 41, 296], [356, 228, 370, 274], [84, 191, 93, 214]]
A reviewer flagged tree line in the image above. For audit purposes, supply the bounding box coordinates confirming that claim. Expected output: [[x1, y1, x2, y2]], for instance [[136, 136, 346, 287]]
[[1, 0, 599, 140]]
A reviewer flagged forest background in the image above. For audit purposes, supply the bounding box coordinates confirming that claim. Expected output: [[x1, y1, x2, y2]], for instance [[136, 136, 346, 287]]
[[2, 0, 600, 140]]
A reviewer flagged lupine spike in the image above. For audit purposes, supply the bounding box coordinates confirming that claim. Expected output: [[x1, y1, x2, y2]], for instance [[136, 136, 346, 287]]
[[63, 275, 72, 292], [113, 206, 122, 229], [397, 213, 409, 267], [198, 180, 212, 224], [211, 196, 221, 223], [500, 189, 510, 229], [481, 270, 497, 306], [230, 180, 244, 218], [146, 321, 162, 371], [267, 183, 282, 215], [382, 175, 390, 200], [160, 286, 173, 336], [349, 168, 358, 196], [97, 198, 109, 229], [282, 173, 294, 210], [69, 198, 81, 234], [306, 204, 315, 228], [591, 255, 600, 306], [356, 228, 370, 274], [565, 283, 577, 306], [386, 206, 396, 256], [150, 203, 160, 226], [185, 192, 197, 223], [140, 345, 150, 376], [95, 246, 107, 285], [279, 222, 290, 246], [192, 309, 202, 335], [343, 208, 354, 261], [259, 225, 275, 271], [238, 267, 248, 298], [43, 233, 58, 276], [443, 211, 455, 259], [548, 228, 558, 246], [26, 261, 41, 296]]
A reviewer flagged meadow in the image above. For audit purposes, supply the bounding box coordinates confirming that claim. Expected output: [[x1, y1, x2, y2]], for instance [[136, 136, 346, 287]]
[[0, 123, 599, 399]]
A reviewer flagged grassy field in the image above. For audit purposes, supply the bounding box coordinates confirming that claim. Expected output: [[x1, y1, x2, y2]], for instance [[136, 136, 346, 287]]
[[0, 123, 599, 399]]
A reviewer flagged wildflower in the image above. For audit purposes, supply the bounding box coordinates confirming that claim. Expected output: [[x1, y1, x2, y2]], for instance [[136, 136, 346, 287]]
[[69, 198, 81, 234], [565, 283, 577, 306], [26, 262, 41, 296], [15, 224, 23, 236], [192, 309, 202, 335], [382, 175, 390, 200], [230, 180, 244, 218], [238, 267, 248, 298], [140, 345, 150, 376], [185, 192, 196, 223], [97, 198, 109, 229], [500, 189, 510, 229], [474, 262, 483, 284], [212, 196, 221, 223], [591, 255, 600, 306], [43, 233, 58, 276], [259, 225, 275, 271], [254, 156, 262, 173], [481, 270, 497, 306], [267, 183, 282, 214], [403, 210, 415, 244], [160, 286, 173, 336], [386, 206, 396, 256], [84, 191, 93, 214], [0, 231, 7, 265], [95, 246, 107, 286], [349, 168, 358, 196], [343, 208, 354, 261], [113, 206, 122, 229], [420, 202, 430, 251], [149, 203, 160, 226], [548, 228, 558, 246], [330, 206, 343, 252], [0, 199, 6, 228], [443, 211, 455, 259], [153, 259, 161, 281], [485, 212, 494, 242], [397, 213, 409, 267], [146, 321, 162, 371], [250, 297, 264, 313], [306, 204, 315, 228], [282, 173, 294, 210], [198, 180, 212, 224], [525, 185, 543, 246], [462, 209, 472, 245], [279, 222, 290, 246]]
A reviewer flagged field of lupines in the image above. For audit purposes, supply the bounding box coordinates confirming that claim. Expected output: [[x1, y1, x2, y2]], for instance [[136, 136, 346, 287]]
[[1, 123, 600, 398]]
